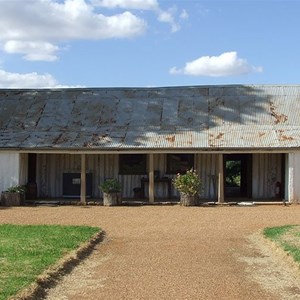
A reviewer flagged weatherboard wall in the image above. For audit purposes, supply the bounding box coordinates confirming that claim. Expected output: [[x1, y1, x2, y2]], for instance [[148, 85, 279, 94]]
[[0, 152, 21, 194], [34, 153, 283, 200], [35, 153, 220, 199], [252, 153, 282, 199], [288, 152, 300, 202]]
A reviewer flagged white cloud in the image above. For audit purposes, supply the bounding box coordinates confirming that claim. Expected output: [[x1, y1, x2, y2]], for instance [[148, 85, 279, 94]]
[[93, 0, 183, 33], [0, 0, 187, 62], [0, 69, 81, 88], [170, 52, 263, 77], [91, 0, 159, 10], [157, 8, 180, 33], [180, 9, 189, 20], [0, 69, 58, 88], [0, 0, 146, 61], [3, 41, 59, 62]]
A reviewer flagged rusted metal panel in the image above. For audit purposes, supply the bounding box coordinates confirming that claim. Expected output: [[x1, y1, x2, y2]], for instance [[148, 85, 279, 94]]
[[1, 85, 300, 151]]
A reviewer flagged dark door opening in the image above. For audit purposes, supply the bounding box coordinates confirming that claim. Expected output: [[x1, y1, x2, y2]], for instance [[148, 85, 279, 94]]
[[280, 154, 286, 199], [224, 154, 252, 199], [27, 153, 37, 199], [27, 153, 36, 183]]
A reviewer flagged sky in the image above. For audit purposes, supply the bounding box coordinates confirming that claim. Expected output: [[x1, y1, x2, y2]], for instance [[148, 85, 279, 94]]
[[0, 0, 299, 88]]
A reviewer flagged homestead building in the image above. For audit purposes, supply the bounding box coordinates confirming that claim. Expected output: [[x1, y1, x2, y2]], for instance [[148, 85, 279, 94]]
[[0, 85, 300, 204]]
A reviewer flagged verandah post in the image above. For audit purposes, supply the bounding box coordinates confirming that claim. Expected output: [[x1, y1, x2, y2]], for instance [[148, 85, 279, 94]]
[[80, 154, 86, 205], [218, 154, 224, 203], [149, 153, 154, 204]]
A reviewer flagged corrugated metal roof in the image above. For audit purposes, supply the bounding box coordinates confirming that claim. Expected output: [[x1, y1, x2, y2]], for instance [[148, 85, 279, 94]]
[[1, 85, 300, 151]]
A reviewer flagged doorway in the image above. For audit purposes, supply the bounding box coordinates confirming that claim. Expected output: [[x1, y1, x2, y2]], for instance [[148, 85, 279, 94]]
[[224, 154, 252, 199], [27, 153, 37, 199]]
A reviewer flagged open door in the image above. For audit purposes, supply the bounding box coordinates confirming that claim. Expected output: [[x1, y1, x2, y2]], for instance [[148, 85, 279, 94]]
[[27, 153, 37, 199], [224, 154, 252, 199]]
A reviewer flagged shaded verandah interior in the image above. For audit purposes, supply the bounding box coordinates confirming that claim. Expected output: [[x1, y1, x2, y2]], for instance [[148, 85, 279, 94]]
[[23, 152, 286, 204]]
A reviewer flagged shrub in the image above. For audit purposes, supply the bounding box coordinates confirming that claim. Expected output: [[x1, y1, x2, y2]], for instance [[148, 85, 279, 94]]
[[99, 179, 121, 194], [5, 185, 26, 194], [172, 168, 202, 196]]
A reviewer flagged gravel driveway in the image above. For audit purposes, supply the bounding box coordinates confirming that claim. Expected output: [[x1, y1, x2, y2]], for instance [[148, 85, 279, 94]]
[[1, 204, 300, 299]]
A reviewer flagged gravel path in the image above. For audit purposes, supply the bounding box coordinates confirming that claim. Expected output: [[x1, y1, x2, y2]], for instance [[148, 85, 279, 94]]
[[1, 204, 300, 299]]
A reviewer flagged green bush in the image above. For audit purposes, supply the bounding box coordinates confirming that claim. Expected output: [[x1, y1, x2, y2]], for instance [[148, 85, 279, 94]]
[[5, 185, 26, 194], [172, 168, 202, 196], [99, 179, 121, 193]]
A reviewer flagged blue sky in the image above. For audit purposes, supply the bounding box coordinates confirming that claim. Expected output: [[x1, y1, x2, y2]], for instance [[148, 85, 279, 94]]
[[0, 0, 299, 88]]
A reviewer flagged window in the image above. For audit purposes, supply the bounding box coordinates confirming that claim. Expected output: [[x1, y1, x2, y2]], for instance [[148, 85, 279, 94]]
[[119, 154, 147, 175], [167, 154, 194, 174]]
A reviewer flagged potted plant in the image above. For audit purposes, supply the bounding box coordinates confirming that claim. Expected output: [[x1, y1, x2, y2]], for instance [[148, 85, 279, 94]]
[[1, 185, 26, 206], [99, 179, 122, 206], [172, 168, 202, 206]]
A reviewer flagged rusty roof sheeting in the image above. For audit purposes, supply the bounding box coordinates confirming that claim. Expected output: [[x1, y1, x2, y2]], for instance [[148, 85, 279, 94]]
[[1, 85, 300, 150]]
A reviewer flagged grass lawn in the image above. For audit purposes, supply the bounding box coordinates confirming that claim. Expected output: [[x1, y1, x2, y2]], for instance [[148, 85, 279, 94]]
[[263, 225, 300, 265], [0, 224, 100, 300]]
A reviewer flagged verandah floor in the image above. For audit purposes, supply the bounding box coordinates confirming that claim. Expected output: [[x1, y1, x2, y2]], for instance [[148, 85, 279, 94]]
[[22, 197, 285, 207]]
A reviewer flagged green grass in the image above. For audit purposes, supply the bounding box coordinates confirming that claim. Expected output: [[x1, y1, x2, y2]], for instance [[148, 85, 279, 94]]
[[263, 225, 300, 264], [0, 224, 100, 300]]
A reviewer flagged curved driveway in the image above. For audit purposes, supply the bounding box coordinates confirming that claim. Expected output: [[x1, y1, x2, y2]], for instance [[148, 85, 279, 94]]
[[1, 205, 300, 299]]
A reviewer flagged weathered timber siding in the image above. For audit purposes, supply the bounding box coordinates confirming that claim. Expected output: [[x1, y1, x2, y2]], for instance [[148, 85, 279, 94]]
[[287, 152, 300, 203], [36, 153, 219, 199], [19, 153, 28, 186], [35, 153, 285, 200], [252, 153, 282, 199], [36, 154, 118, 198], [0, 152, 21, 193], [36, 153, 169, 198], [196, 154, 219, 200]]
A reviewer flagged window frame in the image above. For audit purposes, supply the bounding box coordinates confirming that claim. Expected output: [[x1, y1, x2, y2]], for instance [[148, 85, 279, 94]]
[[119, 154, 147, 175], [166, 154, 194, 174]]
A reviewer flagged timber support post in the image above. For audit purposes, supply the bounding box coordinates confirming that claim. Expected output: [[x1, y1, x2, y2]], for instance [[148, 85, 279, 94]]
[[149, 153, 154, 204], [80, 154, 86, 205], [218, 154, 224, 203]]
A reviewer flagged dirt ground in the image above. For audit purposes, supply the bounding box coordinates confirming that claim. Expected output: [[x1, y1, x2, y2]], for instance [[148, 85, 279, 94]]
[[1, 204, 300, 300]]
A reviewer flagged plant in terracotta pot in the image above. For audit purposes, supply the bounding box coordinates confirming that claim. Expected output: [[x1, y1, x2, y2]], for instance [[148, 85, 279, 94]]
[[99, 179, 122, 206], [1, 185, 26, 206], [172, 168, 202, 206]]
